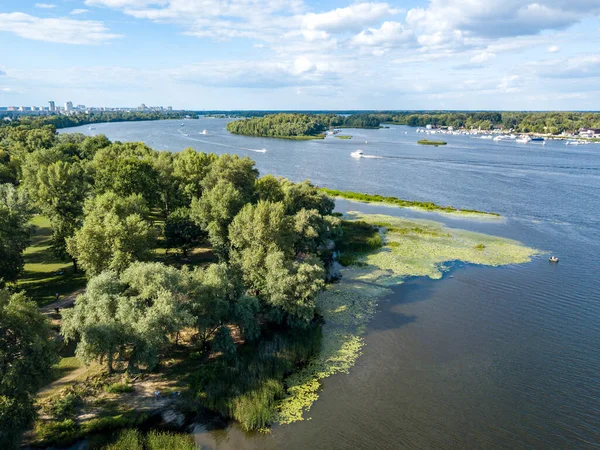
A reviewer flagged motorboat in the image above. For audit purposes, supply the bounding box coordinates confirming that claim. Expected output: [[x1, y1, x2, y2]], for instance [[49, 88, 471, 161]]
[[549, 256, 559, 263], [201, 130, 208, 135], [531, 137, 545, 142], [494, 135, 510, 141], [516, 136, 531, 143], [351, 150, 364, 158], [565, 140, 587, 145], [88, 126, 96, 130]]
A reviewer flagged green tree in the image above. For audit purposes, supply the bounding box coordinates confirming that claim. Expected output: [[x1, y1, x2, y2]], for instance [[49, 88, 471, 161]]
[[92, 143, 160, 207], [31, 160, 88, 266], [0, 289, 58, 448], [62, 263, 193, 373], [173, 148, 216, 201], [67, 193, 156, 276], [0, 184, 31, 285], [190, 180, 245, 259], [201, 154, 258, 204], [264, 251, 325, 325], [164, 208, 206, 258]]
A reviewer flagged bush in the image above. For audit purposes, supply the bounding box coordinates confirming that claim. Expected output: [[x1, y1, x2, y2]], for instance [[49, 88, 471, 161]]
[[105, 382, 134, 394], [35, 419, 80, 446], [41, 391, 82, 420], [81, 412, 147, 434]]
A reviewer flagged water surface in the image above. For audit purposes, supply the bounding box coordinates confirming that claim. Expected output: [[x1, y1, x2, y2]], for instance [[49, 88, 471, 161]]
[[61, 119, 600, 449]]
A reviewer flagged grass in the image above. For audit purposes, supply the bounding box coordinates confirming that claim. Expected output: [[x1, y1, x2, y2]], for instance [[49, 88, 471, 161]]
[[104, 429, 197, 450], [18, 216, 86, 306], [105, 382, 135, 394], [320, 188, 500, 217], [418, 139, 447, 146], [192, 326, 322, 431], [334, 135, 352, 139]]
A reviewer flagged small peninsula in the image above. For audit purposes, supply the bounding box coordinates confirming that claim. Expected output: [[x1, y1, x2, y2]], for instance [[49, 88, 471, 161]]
[[320, 188, 500, 217]]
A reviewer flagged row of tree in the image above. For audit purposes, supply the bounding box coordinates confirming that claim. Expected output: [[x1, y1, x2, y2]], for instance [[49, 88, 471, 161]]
[[371, 111, 600, 133], [1, 110, 197, 131]]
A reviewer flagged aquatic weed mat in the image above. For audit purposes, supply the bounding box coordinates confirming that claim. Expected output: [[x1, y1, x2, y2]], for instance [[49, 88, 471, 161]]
[[275, 212, 538, 424]]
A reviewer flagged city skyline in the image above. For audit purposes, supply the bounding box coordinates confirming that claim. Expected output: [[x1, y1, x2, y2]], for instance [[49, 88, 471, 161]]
[[0, 1, 599, 110]]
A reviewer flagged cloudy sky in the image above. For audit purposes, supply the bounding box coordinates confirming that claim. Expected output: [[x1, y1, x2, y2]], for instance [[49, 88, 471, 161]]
[[1, 0, 599, 110]]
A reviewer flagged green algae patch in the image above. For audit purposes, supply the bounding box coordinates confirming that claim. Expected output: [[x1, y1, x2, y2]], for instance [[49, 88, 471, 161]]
[[275, 212, 538, 423]]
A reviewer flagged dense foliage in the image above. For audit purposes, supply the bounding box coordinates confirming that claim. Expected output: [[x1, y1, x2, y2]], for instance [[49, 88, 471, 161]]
[[225, 113, 380, 138], [0, 288, 58, 447], [1, 111, 197, 130]]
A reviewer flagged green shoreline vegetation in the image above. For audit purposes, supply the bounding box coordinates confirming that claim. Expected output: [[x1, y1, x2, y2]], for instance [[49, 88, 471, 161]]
[[335, 135, 352, 139], [2, 119, 534, 448], [418, 139, 447, 146], [319, 188, 500, 217]]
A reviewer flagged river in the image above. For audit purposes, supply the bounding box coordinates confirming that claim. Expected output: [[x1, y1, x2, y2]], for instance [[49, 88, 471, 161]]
[[61, 119, 600, 449]]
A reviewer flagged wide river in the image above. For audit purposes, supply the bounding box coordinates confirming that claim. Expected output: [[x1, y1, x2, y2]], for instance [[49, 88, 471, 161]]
[[61, 119, 600, 449]]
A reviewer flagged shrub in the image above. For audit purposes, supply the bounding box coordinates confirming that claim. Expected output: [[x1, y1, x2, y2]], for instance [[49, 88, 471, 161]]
[[105, 382, 134, 394], [41, 391, 82, 420], [35, 419, 80, 446]]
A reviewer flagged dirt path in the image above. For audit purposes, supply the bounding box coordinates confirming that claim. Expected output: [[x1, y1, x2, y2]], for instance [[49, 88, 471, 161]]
[[40, 288, 85, 315]]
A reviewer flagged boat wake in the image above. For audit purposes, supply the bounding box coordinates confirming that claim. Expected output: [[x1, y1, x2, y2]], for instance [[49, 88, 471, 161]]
[[175, 133, 267, 153]]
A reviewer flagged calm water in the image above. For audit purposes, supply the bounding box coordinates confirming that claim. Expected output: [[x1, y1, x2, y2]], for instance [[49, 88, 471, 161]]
[[61, 119, 600, 449]]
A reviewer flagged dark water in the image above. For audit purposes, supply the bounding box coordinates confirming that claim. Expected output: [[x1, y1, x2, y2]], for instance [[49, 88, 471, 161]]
[[61, 120, 600, 449]]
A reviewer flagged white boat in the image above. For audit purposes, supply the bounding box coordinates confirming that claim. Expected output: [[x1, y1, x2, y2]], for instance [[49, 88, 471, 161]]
[[480, 135, 493, 140], [256, 148, 267, 153], [494, 135, 510, 141], [201, 130, 208, 135], [351, 150, 363, 159], [516, 136, 531, 143], [88, 126, 96, 130], [181, 123, 185, 126], [565, 140, 587, 146]]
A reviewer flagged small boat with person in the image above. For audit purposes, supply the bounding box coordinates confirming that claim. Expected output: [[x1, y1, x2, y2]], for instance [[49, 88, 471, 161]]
[[351, 150, 364, 159], [549, 256, 559, 263]]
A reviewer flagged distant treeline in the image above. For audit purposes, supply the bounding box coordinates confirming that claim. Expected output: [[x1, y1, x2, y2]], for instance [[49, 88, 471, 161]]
[[370, 111, 600, 134], [226, 113, 380, 138], [225, 111, 600, 136], [1, 110, 198, 130]]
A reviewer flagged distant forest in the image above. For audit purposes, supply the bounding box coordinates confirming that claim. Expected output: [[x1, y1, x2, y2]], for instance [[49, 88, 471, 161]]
[[224, 111, 600, 135], [1, 111, 198, 130]]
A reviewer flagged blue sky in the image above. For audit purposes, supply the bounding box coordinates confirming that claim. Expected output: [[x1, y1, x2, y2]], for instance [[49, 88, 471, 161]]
[[1, 0, 599, 110]]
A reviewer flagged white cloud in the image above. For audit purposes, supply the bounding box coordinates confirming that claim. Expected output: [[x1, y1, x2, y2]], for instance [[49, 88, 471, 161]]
[[302, 3, 399, 33], [547, 45, 560, 53], [70, 9, 90, 15], [35, 3, 57, 9], [540, 55, 600, 78], [470, 51, 495, 63], [351, 21, 415, 48], [406, 0, 599, 49], [0, 13, 122, 44], [497, 74, 524, 92]]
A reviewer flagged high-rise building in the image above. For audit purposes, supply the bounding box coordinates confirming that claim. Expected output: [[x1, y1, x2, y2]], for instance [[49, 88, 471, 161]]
[[65, 101, 73, 111], [49, 101, 55, 111]]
